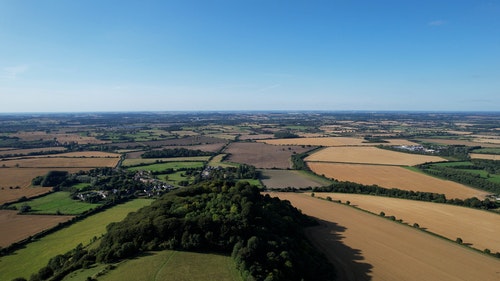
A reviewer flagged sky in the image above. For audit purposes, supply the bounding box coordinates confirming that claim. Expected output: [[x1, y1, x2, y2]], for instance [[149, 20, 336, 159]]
[[0, 0, 499, 112]]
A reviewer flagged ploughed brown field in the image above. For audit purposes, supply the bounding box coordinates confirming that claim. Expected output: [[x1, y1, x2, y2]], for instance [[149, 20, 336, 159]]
[[224, 142, 312, 169], [259, 169, 330, 189], [313, 193, 500, 253], [257, 137, 418, 147], [267, 192, 500, 281], [0, 210, 74, 248], [305, 146, 446, 166], [0, 168, 88, 204], [307, 163, 490, 200]]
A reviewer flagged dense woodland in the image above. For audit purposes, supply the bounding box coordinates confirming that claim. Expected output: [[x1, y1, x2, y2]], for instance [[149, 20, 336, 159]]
[[25, 181, 336, 281]]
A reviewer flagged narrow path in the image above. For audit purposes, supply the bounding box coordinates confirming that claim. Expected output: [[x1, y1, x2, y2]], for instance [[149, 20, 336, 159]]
[[153, 251, 177, 281]]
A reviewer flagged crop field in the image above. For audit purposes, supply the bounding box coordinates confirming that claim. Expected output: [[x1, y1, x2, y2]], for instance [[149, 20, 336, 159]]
[[314, 193, 500, 253], [38, 151, 121, 158], [85, 251, 241, 281], [0, 199, 154, 281], [122, 156, 211, 167], [305, 146, 446, 166], [268, 192, 500, 281], [238, 133, 274, 140], [260, 169, 332, 189], [308, 163, 490, 199], [11, 191, 100, 215], [127, 161, 205, 172], [11, 131, 107, 144], [0, 168, 87, 204], [1, 156, 120, 168], [0, 210, 74, 248], [257, 137, 418, 147], [417, 138, 500, 148], [0, 147, 67, 156], [113, 136, 227, 149], [470, 153, 500, 160], [224, 142, 312, 169], [208, 154, 239, 168]]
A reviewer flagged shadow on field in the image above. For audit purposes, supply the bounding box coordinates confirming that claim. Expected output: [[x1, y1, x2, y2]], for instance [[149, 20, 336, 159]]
[[305, 218, 373, 281]]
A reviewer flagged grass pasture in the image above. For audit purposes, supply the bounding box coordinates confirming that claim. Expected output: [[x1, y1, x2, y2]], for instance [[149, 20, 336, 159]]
[[0, 210, 73, 248], [313, 193, 500, 253], [208, 154, 239, 168], [306, 146, 446, 166], [471, 147, 500, 155], [92, 251, 241, 281], [269, 192, 500, 281], [260, 169, 332, 189], [307, 162, 490, 200], [0, 199, 154, 281], [11, 191, 100, 215]]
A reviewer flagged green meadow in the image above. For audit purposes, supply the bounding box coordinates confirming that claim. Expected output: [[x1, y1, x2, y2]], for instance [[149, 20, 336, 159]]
[[0, 199, 154, 281], [12, 191, 99, 215], [65, 250, 241, 281]]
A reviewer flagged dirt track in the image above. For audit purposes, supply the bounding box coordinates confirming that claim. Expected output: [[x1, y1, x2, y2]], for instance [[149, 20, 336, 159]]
[[267, 192, 500, 281]]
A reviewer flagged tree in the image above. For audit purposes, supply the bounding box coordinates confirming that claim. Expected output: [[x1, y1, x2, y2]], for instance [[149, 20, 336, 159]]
[[19, 203, 31, 213], [456, 237, 463, 244]]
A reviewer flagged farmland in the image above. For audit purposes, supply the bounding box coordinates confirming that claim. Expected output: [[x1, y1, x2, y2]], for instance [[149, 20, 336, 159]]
[[307, 162, 490, 199], [82, 251, 241, 281], [225, 142, 312, 169], [0, 210, 73, 248], [269, 192, 500, 281], [0, 199, 154, 281], [305, 146, 446, 166], [11, 191, 100, 215], [260, 169, 332, 189], [313, 193, 500, 253], [0, 112, 499, 281]]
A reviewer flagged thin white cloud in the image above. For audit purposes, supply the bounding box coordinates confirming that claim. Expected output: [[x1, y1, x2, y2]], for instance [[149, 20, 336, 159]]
[[2, 65, 29, 79], [428, 20, 447, 27]]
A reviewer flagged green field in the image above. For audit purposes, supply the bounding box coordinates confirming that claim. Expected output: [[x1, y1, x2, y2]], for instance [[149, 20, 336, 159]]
[[471, 147, 500, 155], [0, 199, 154, 281], [127, 161, 205, 172], [208, 154, 239, 168], [157, 171, 194, 187], [71, 183, 91, 190], [12, 191, 99, 215], [64, 250, 241, 281], [122, 156, 211, 167]]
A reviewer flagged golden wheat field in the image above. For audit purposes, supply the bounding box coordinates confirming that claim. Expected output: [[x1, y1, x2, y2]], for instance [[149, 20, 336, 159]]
[[314, 193, 500, 253], [470, 153, 500, 160], [257, 137, 418, 147], [0, 157, 120, 168], [268, 192, 500, 281], [305, 146, 446, 166], [307, 163, 489, 199]]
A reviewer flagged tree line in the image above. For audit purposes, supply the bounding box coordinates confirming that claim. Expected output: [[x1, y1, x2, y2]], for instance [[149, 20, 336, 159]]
[[141, 147, 213, 158]]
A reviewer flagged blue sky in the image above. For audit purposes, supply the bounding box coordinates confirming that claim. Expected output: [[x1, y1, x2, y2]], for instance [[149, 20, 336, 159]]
[[0, 0, 499, 112]]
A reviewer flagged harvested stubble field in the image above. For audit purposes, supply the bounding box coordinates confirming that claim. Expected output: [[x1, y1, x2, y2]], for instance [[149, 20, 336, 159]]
[[224, 142, 312, 169], [267, 192, 500, 281], [37, 151, 121, 158], [1, 157, 120, 168], [306, 146, 446, 166], [0, 147, 67, 156], [260, 169, 331, 189], [470, 153, 500, 160], [257, 137, 418, 147], [0, 168, 87, 204], [314, 193, 500, 253], [0, 210, 74, 248], [307, 163, 489, 200]]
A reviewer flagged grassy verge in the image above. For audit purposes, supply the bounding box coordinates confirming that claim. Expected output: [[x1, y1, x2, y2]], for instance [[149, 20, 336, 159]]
[[0, 199, 154, 281]]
